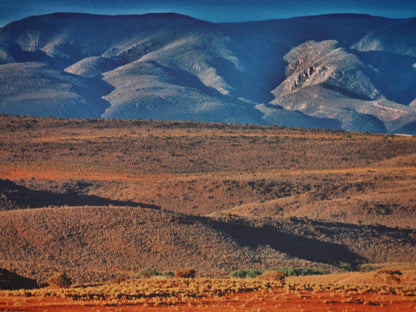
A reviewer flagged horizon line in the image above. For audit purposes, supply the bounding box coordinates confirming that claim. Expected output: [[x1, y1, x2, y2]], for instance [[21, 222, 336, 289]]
[[2, 10, 416, 27]]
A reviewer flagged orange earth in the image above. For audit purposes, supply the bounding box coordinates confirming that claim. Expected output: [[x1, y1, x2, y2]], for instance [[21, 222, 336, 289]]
[[1, 287, 415, 312]]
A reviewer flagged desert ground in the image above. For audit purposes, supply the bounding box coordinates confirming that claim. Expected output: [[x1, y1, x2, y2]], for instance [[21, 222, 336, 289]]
[[1, 115, 416, 310], [1, 267, 416, 311]]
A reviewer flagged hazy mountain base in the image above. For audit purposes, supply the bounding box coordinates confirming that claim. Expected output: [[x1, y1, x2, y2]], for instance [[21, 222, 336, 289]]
[[0, 13, 416, 133]]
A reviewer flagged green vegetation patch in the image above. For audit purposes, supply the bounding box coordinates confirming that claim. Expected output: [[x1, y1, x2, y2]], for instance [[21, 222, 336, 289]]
[[230, 269, 262, 279]]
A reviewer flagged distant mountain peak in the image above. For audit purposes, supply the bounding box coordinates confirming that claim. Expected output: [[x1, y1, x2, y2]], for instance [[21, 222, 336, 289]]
[[0, 13, 415, 133]]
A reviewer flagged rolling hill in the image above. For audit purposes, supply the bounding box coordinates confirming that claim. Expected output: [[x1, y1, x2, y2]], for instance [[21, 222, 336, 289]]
[[1, 115, 416, 283], [0, 13, 416, 132]]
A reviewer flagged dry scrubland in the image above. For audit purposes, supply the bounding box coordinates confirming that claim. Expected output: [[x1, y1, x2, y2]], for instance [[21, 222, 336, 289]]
[[0, 114, 416, 310], [1, 269, 416, 311]]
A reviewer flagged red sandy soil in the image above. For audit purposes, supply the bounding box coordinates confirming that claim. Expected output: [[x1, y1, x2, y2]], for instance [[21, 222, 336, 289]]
[[1, 287, 415, 312]]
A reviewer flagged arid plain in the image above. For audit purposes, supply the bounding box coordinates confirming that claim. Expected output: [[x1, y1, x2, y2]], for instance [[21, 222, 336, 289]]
[[1, 114, 416, 311]]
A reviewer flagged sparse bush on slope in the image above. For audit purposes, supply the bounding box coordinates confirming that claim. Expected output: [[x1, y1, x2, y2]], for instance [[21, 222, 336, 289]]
[[272, 267, 329, 277], [137, 268, 159, 279], [258, 270, 286, 283], [230, 269, 261, 279], [162, 271, 175, 278], [48, 272, 72, 288], [175, 268, 197, 278]]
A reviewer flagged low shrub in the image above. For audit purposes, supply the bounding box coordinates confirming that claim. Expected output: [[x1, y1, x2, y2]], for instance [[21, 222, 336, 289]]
[[246, 269, 261, 278], [175, 268, 197, 278], [338, 261, 353, 271], [230, 269, 248, 278], [375, 269, 403, 283], [360, 264, 376, 272], [272, 267, 329, 277], [137, 268, 159, 279], [108, 275, 128, 284], [162, 271, 174, 278], [230, 268, 261, 279], [258, 270, 286, 282], [48, 272, 72, 288]]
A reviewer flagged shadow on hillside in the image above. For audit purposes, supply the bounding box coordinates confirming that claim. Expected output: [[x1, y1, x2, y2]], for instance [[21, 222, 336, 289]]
[[0, 268, 39, 290], [0, 179, 160, 210], [207, 218, 366, 268], [308, 218, 416, 243]]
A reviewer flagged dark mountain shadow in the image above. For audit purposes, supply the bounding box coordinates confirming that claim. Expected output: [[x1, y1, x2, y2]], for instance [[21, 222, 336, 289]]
[[4, 41, 75, 69], [396, 120, 416, 135], [5, 42, 53, 64], [0, 179, 159, 210], [147, 60, 233, 100], [203, 217, 366, 269], [355, 50, 416, 105], [70, 75, 115, 117], [141, 60, 265, 123], [262, 103, 343, 130], [322, 82, 373, 101]]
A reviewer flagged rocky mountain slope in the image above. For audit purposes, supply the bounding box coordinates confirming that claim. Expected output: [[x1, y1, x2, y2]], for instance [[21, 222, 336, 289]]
[[0, 13, 415, 132]]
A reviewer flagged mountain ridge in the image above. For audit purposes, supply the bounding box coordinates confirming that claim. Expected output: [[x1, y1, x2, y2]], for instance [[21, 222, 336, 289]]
[[1, 12, 415, 133]]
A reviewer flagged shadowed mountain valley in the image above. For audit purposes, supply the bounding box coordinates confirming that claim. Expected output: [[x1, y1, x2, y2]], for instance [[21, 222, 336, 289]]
[[0, 13, 416, 133]]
